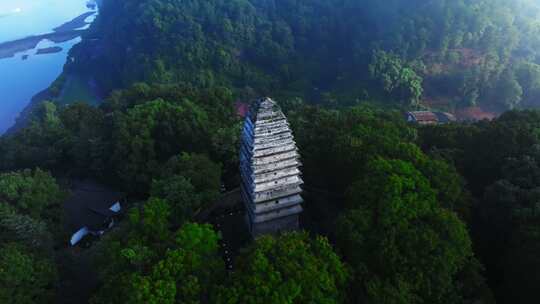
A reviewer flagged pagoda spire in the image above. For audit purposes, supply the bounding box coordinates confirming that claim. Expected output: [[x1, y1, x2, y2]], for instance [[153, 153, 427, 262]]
[[240, 97, 303, 237]]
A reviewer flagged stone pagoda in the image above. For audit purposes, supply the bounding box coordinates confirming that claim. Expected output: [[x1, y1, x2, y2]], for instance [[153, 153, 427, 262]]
[[240, 97, 303, 237]]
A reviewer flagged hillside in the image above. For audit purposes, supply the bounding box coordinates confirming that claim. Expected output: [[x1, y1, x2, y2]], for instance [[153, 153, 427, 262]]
[[4, 1, 540, 304], [67, 0, 540, 114]]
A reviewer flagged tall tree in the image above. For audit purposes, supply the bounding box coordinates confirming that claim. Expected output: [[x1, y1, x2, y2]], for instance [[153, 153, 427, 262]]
[[336, 158, 481, 303]]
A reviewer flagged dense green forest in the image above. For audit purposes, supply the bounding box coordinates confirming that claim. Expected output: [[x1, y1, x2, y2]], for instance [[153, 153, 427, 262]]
[[4, 0, 540, 303], [70, 0, 540, 113], [4, 84, 540, 303]]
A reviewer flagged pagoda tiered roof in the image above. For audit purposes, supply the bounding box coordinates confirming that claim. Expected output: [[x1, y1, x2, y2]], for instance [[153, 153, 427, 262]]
[[240, 97, 304, 237]]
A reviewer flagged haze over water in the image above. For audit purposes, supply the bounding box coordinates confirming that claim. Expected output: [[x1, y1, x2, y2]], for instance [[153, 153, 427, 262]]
[[0, 0, 95, 134]]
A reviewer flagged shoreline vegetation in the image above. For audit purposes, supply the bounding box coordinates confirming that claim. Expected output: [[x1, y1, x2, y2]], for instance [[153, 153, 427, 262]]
[[0, 11, 96, 59], [6, 88, 53, 135], [6, 72, 103, 135]]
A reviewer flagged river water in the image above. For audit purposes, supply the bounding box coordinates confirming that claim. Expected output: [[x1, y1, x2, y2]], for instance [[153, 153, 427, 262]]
[[0, 1, 97, 134]]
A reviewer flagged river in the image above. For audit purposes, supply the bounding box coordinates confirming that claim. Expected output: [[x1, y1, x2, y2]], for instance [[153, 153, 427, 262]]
[[0, 0, 98, 134]]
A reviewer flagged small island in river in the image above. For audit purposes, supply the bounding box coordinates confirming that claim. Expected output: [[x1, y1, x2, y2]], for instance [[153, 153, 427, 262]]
[[0, 10, 96, 59], [0, 30, 84, 59], [36, 46, 63, 55], [53, 11, 96, 32]]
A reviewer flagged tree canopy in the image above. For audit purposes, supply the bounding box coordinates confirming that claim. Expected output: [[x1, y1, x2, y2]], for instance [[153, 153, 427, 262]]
[[6, 1, 540, 303], [217, 232, 349, 304], [68, 0, 540, 111], [0, 243, 57, 304], [336, 158, 474, 303]]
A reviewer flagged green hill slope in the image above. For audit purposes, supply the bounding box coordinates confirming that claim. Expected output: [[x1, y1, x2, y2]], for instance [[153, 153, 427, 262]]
[[70, 0, 540, 113]]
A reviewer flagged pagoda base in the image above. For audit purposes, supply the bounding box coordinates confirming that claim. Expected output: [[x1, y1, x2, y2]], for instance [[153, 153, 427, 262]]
[[246, 213, 299, 238]]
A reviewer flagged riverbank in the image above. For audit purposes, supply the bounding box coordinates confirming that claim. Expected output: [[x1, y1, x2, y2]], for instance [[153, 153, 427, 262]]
[[6, 88, 53, 135], [6, 72, 105, 135], [1, 3, 102, 135], [5, 71, 104, 135]]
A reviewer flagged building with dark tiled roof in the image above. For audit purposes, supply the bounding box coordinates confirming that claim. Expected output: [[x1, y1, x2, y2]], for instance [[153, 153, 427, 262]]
[[64, 181, 125, 246], [406, 111, 456, 125]]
